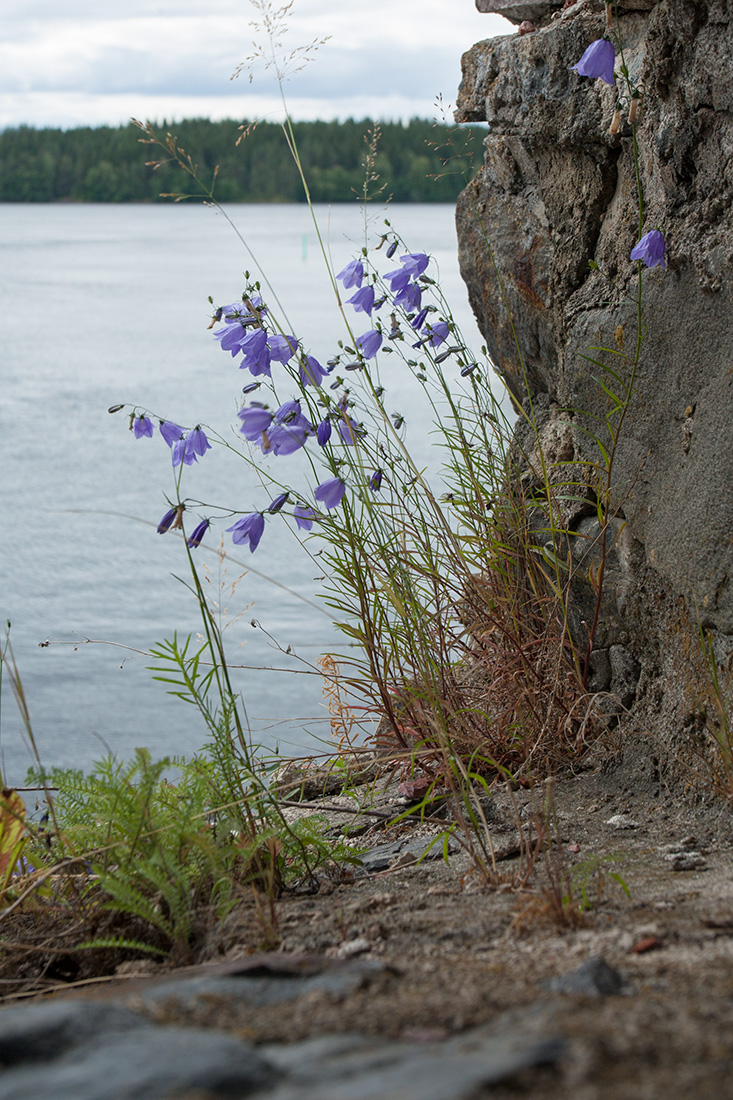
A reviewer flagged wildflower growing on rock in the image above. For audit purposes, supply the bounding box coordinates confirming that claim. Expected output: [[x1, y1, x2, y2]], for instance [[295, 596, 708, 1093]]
[[227, 512, 265, 552], [631, 229, 666, 269], [132, 415, 153, 439], [187, 519, 210, 548], [571, 39, 615, 85], [315, 476, 346, 510], [336, 259, 364, 289]]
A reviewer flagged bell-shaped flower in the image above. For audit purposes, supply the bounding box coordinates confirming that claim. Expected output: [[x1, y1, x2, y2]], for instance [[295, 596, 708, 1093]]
[[300, 355, 327, 387], [630, 229, 666, 269], [267, 492, 289, 514], [383, 267, 411, 295], [172, 436, 193, 467], [227, 512, 265, 552], [317, 419, 332, 446], [315, 476, 346, 511], [399, 252, 429, 277], [356, 329, 383, 359], [185, 426, 211, 461], [293, 503, 317, 531], [215, 323, 250, 357], [240, 328, 272, 377], [159, 420, 185, 448], [268, 420, 312, 456], [394, 280, 422, 312], [268, 333, 299, 363], [338, 417, 359, 445], [570, 38, 615, 85], [411, 308, 428, 331], [132, 415, 153, 439], [346, 285, 375, 316], [187, 519, 210, 548], [238, 404, 273, 441], [424, 321, 450, 348], [157, 506, 178, 534], [336, 259, 364, 289], [369, 469, 383, 492]]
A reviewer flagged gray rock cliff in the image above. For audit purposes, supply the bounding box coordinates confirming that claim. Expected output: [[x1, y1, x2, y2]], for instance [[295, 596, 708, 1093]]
[[455, 1, 733, 770]]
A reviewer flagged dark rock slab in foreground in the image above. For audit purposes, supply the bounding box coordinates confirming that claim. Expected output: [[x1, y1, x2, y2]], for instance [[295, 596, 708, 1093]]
[[0, 1009, 277, 1100], [0, 981, 563, 1100], [257, 1026, 563, 1100]]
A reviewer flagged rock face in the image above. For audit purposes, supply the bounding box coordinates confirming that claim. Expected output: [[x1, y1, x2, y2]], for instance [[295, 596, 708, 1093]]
[[456, 1, 733, 763]]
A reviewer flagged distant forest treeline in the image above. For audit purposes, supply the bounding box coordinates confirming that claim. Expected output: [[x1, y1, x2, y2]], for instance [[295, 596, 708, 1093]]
[[0, 118, 485, 203]]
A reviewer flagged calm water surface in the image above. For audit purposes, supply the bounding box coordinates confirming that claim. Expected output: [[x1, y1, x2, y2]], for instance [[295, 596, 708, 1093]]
[[0, 202, 499, 783]]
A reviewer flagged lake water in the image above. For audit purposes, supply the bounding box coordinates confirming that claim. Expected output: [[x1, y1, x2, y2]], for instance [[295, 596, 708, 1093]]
[[0, 202, 503, 785]]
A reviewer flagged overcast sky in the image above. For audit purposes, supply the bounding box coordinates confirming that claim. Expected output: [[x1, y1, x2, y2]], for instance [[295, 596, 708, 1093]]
[[1, 0, 512, 130]]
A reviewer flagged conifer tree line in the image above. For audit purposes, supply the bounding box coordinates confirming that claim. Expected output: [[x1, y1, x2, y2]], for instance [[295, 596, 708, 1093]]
[[0, 118, 484, 203]]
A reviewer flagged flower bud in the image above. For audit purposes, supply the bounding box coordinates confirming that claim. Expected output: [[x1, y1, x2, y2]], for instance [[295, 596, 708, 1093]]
[[609, 108, 622, 135]]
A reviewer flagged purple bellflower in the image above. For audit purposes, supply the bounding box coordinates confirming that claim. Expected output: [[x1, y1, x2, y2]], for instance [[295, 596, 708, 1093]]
[[383, 267, 411, 295], [630, 229, 666, 269], [369, 469, 383, 492], [293, 503, 317, 531], [227, 512, 265, 552], [424, 321, 450, 348], [267, 492, 289, 514], [346, 285, 375, 316], [300, 355, 328, 387], [132, 415, 153, 439], [238, 404, 273, 441], [239, 328, 272, 376], [315, 476, 346, 511], [160, 420, 185, 448], [157, 507, 178, 534], [570, 38, 615, 85], [268, 333, 299, 363], [317, 419, 332, 446], [356, 329, 383, 359], [187, 519, 210, 548], [185, 426, 211, 461], [399, 252, 430, 277], [336, 259, 364, 289], [338, 417, 360, 445], [394, 280, 422, 312]]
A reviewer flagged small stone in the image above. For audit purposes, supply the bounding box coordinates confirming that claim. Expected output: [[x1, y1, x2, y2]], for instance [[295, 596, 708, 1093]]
[[631, 936, 661, 954], [331, 937, 371, 960], [547, 956, 624, 996], [518, 20, 537, 33], [667, 852, 708, 872], [606, 814, 639, 829]]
